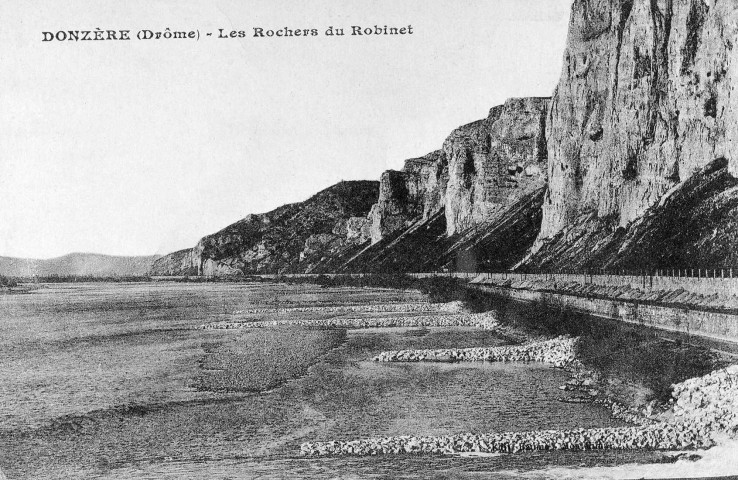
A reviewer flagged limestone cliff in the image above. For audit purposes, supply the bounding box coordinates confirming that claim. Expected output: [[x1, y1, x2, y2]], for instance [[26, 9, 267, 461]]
[[343, 188, 545, 273], [368, 97, 549, 244], [524, 158, 738, 270], [540, 0, 738, 243], [368, 151, 446, 243], [153, 0, 738, 276], [148, 249, 197, 276], [444, 97, 549, 235]]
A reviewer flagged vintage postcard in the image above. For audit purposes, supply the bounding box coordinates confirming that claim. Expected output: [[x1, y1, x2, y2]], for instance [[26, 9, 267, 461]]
[[1, 0, 737, 479]]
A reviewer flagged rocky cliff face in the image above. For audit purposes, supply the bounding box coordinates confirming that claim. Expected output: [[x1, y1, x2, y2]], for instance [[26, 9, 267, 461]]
[[154, 0, 738, 276], [150, 181, 378, 276], [344, 188, 545, 273], [154, 97, 551, 276], [149, 249, 198, 276], [540, 0, 738, 243], [368, 151, 446, 243], [444, 97, 549, 235], [524, 158, 738, 270], [368, 97, 549, 244]]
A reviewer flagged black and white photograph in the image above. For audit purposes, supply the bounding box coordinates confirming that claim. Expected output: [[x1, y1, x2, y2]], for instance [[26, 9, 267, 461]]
[[1, 0, 737, 478]]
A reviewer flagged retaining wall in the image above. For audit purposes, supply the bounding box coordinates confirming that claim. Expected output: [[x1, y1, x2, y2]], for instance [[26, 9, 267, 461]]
[[473, 285, 738, 344], [468, 273, 738, 297]]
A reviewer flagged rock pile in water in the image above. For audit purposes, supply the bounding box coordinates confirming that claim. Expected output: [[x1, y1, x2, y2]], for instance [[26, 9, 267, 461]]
[[201, 311, 498, 331], [371, 336, 577, 368], [300, 423, 711, 456]]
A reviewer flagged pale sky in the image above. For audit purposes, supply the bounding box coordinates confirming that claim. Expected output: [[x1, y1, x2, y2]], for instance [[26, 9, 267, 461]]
[[0, 0, 572, 259]]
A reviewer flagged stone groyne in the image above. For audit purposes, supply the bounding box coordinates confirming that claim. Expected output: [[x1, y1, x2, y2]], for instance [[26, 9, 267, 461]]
[[300, 423, 710, 456], [671, 365, 738, 437], [233, 301, 465, 315], [201, 311, 499, 331], [371, 336, 577, 367]]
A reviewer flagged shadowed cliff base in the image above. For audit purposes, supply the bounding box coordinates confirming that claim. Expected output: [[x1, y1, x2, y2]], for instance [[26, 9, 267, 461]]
[[339, 188, 544, 273], [522, 158, 738, 271]]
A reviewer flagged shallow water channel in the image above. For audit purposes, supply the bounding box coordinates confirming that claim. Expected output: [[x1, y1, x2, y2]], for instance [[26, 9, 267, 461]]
[[0, 283, 669, 479]]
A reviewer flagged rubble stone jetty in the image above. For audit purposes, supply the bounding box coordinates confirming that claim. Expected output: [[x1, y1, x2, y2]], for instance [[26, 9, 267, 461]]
[[300, 423, 710, 456], [201, 308, 498, 331], [371, 336, 577, 367], [234, 301, 465, 315]]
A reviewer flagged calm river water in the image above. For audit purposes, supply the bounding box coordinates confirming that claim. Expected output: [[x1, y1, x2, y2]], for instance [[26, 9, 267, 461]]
[[0, 283, 665, 479]]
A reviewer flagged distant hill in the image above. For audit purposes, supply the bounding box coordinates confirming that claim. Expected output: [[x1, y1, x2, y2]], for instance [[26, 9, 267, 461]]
[[151, 181, 379, 276], [0, 253, 160, 278]]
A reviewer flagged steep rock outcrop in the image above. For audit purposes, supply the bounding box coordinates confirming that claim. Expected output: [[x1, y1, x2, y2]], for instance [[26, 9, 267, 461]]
[[444, 97, 549, 235], [150, 181, 378, 276], [368, 98, 549, 244], [344, 188, 545, 273], [149, 249, 197, 276], [524, 158, 738, 270], [368, 151, 447, 243], [541, 0, 738, 243]]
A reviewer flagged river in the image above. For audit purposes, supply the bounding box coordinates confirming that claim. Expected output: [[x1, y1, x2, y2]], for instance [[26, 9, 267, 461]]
[[0, 282, 668, 479]]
